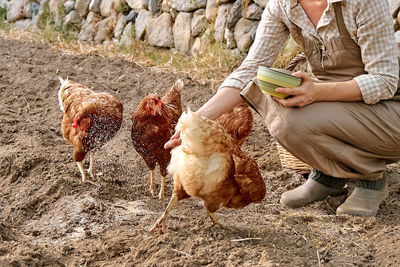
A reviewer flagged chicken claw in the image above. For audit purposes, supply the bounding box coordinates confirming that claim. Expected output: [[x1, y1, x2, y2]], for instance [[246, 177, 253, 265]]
[[149, 193, 178, 234], [149, 217, 167, 234], [206, 210, 219, 224]]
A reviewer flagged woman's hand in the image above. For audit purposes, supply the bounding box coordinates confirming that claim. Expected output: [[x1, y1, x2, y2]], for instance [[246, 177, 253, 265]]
[[164, 131, 181, 149], [273, 71, 318, 108]]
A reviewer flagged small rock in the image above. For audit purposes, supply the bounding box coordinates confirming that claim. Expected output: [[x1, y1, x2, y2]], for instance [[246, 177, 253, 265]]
[[148, 0, 159, 13], [161, 0, 170, 12], [88, 202, 95, 210], [32, 230, 41, 236], [89, 0, 102, 13], [31, 2, 40, 17], [75, 0, 91, 18], [135, 9, 152, 40], [61, 245, 74, 255], [227, 0, 242, 30], [65, 10, 82, 25], [254, 0, 268, 9], [100, 0, 117, 17], [64, 1, 75, 14], [296, 240, 304, 248], [214, 3, 232, 42], [148, 12, 174, 48], [191, 9, 206, 37], [115, 0, 131, 15], [244, 3, 263, 20], [85, 230, 92, 237], [205, 0, 217, 22], [126, 9, 138, 22], [120, 21, 134, 47], [171, 0, 207, 12]]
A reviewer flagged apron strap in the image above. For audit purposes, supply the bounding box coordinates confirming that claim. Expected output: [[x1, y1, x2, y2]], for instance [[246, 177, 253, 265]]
[[333, 2, 353, 40]]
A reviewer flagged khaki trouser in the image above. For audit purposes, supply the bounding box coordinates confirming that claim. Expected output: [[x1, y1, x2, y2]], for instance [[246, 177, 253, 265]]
[[241, 80, 400, 180]]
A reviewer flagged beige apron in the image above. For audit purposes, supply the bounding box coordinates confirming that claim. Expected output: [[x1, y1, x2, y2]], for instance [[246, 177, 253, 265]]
[[241, 2, 400, 180]]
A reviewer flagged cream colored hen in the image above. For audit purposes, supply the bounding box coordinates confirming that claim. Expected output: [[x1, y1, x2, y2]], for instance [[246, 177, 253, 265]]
[[150, 108, 266, 233]]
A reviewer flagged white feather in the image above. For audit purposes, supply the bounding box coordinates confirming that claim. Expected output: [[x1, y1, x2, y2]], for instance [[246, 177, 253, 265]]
[[175, 79, 184, 90], [58, 76, 68, 112]]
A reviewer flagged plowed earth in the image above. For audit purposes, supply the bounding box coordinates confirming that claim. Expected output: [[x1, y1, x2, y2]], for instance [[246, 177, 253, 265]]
[[1, 36, 400, 266]]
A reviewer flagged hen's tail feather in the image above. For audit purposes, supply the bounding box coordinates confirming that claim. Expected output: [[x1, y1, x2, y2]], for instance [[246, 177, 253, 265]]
[[58, 77, 69, 112], [58, 76, 69, 87], [232, 151, 266, 203], [162, 79, 183, 105], [174, 79, 184, 91]]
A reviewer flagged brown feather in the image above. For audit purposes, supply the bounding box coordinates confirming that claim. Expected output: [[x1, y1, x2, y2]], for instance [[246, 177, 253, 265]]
[[216, 103, 253, 146]]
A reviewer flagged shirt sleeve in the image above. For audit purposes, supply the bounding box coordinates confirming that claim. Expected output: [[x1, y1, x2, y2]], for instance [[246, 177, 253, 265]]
[[218, 0, 290, 91], [353, 0, 399, 104]]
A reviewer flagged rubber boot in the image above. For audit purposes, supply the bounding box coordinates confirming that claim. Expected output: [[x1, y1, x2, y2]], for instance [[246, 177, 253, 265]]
[[280, 178, 348, 208], [336, 177, 388, 217]]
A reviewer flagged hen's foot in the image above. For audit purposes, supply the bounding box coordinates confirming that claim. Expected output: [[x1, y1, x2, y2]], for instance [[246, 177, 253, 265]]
[[87, 168, 94, 179], [149, 217, 166, 234], [150, 187, 157, 197], [207, 210, 219, 224]]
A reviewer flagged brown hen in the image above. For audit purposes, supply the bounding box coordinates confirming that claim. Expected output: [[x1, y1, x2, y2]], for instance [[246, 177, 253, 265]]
[[58, 78, 123, 182], [150, 108, 265, 233], [216, 103, 253, 147], [131, 80, 183, 199]]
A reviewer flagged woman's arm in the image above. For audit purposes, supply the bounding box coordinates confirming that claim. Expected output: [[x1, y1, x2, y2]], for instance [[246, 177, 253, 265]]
[[352, 0, 398, 104], [196, 87, 243, 119]]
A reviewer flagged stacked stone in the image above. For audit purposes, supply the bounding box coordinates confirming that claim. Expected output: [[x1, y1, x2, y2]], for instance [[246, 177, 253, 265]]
[[2, 0, 40, 29], [389, 0, 400, 56], [2, 0, 269, 56]]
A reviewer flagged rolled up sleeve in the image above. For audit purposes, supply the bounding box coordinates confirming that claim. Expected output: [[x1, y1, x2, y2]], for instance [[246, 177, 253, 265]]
[[219, 0, 290, 91], [354, 0, 399, 104]]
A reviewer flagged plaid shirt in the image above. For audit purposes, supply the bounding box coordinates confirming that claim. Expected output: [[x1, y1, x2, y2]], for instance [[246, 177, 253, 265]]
[[220, 0, 399, 104]]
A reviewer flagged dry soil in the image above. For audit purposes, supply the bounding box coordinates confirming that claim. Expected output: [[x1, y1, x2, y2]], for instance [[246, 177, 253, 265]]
[[1, 36, 400, 266]]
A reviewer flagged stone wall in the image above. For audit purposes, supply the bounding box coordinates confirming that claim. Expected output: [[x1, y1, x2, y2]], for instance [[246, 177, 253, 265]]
[[3, 0, 400, 57], [0, 0, 268, 55]]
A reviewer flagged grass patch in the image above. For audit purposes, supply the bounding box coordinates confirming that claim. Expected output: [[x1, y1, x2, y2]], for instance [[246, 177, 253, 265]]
[[36, 1, 78, 44], [0, 6, 11, 31], [273, 36, 303, 69]]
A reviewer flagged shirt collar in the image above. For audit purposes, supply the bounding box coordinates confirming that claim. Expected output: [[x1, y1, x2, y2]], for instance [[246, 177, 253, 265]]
[[290, 0, 343, 9]]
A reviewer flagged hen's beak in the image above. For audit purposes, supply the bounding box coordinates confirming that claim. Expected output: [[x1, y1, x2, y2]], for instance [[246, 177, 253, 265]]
[[154, 105, 162, 116]]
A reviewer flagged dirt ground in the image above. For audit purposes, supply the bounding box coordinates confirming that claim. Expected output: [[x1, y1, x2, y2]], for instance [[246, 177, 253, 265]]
[[1, 35, 400, 267]]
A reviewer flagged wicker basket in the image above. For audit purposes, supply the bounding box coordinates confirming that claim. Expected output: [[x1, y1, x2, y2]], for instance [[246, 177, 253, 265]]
[[276, 142, 311, 174]]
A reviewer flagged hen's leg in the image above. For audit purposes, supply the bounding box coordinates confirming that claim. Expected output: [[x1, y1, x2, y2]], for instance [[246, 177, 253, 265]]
[[158, 175, 166, 200], [87, 152, 95, 178], [150, 170, 157, 197], [76, 162, 87, 183], [206, 209, 219, 224], [150, 193, 178, 233]]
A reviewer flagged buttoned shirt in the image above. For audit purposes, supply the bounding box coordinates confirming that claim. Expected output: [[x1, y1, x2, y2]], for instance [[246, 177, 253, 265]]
[[219, 0, 399, 104]]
